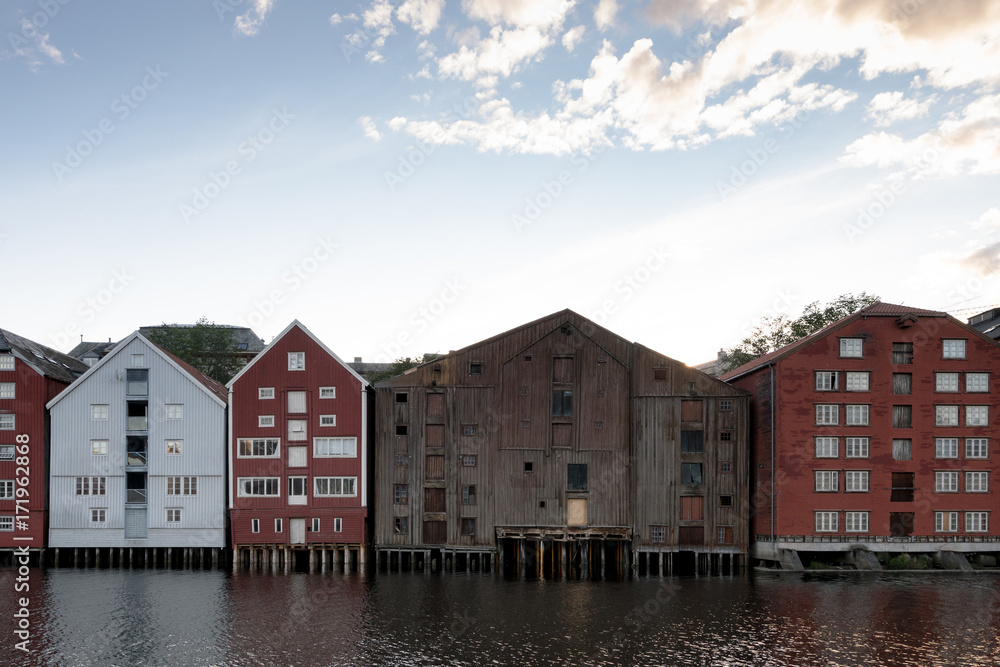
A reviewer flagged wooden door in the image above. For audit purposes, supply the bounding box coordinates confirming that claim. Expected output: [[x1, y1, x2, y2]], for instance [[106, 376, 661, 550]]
[[425, 455, 444, 480], [125, 508, 147, 539], [567, 498, 587, 526], [424, 487, 445, 512], [422, 520, 446, 544]]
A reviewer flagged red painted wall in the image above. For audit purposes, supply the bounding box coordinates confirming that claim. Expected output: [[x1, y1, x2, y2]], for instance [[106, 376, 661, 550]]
[[229, 325, 366, 546]]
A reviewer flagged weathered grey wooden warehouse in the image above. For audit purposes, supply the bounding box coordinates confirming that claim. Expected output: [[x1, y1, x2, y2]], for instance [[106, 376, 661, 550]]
[[374, 310, 749, 578]]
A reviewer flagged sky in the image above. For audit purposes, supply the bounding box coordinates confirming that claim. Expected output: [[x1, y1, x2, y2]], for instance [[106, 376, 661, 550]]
[[3, 0, 999, 366]]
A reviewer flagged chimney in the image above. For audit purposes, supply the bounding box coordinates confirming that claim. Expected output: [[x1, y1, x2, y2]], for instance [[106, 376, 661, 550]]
[[354, 356, 362, 363]]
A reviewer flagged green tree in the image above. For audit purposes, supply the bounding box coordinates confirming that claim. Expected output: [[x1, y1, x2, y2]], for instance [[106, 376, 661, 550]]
[[365, 354, 438, 384], [146, 317, 245, 385], [720, 293, 880, 373]]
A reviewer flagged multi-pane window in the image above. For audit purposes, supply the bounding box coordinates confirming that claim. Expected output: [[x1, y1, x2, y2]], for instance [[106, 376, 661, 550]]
[[393, 517, 408, 534], [718, 526, 734, 544], [966, 512, 989, 532], [967, 373, 989, 393], [258, 415, 275, 427], [936, 438, 959, 459], [394, 485, 408, 504], [845, 471, 869, 492], [288, 352, 305, 370], [845, 437, 869, 458], [942, 339, 967, 359], [461, 455, 477, 467], [238, 438, 279, 457], [936, 405, 959, 426], [320, 415, 337, 427], [463, 425, 476, 436], [650, 525, 666, 543], [816, 405, 839, 425], [461, 485, 476, 505], [166, 509, 181, 523], [91, 439, 108, 455], [258, 387, 275, 399], [0, 516, 12, 531], [815, 372, 838, 391], [815, 437, 839, 458], [967, 438, 989, 459], [314, 437, 357, 457], [935, 511, 959, 532], [966, 406, 989, 426], [91, 508, 107, 524], [0, 414, 14, 430], [288, 476, 308, 499], [845, 372, 870, 392], [935, 471, 959, 493], [720, 400, 733, 411], [238, 477, 280, 497], [815, 471, 839, 492], [315, 477, 357, 497], [165, 404, 183, 419], [319, 387, 336, 398], [840, 338, 863, 358], [395, 455, 407, 466], [91, 404, 108, 420], [719, 461, 733, 473], [0, 480, 15, 499], [966, 472, 988, 493], [845, 511, 869, 532], [815, 512, 838, 532], [0, 355, 13, 370], [892, 343, 913, 364], [166, 440, 182, 455], [893, 439, 912, 461], [0, 445, 13, 460], [846, 405, 869, 425], [167, 476, 197, 495], [0, 382, 14, 399], [936, 373, 959, 392]]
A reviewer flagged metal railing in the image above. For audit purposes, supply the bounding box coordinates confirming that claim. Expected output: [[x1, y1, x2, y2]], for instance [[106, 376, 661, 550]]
[[126, 489, 147, 504], [127, 417, 148, 431]]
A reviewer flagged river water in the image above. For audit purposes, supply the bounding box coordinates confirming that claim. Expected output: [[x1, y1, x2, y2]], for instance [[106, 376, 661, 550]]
[[2, 567, 998, 666]]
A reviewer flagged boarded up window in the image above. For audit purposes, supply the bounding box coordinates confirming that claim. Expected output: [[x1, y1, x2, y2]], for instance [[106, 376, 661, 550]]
[[680, 496, 704, 520], [568, 463, 588, 491], [893, 373, 912, 395], [653, 368, 668, 382], [425, 455, 444, 481], [681, 430, 703, 453], [681, 400, 703, 422], [889, 512, 914, 537], [892, 342, 913, 364], [567, 498, 587, 526], [892, 439, 912, 461], [890, 472, 914, 502], [553, 356, 574, 383], [427, 393, 445, 418], [426, 424, 445, 447], [288, 419, 307, 441], [288, 446, 307, 467], [678, 526, 704, 545], [552, 423, 572, 448], [422, 520, 446, 543], [424, 487, 445, 512], [287, 391, 307, 414], [893, 405, 912, 428]]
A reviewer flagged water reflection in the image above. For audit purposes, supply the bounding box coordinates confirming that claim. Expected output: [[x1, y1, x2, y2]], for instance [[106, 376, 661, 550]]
[[1, 568, 998, 666]]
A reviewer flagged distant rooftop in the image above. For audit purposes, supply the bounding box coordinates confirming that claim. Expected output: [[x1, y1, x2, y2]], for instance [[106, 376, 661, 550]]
[[138, 324, 265, 352], [969, 307, 1000, 340], [1, 328, 89, 383]]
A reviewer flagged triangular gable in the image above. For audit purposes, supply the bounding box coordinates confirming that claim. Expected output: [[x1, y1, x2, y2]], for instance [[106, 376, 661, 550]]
[[226, 319, 369, 389]]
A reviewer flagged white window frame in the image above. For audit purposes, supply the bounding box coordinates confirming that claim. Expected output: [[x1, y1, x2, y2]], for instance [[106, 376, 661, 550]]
[[288, 352, 305, 370], [0, 382, 14, 399], [320, 415, 337, 427], [166, 440, 182, 456], [815, 404, 839, 425], [238, 438, 280, 458], [845, 511, 869, 533], [275, 518, 283, 533], [966, 373, 989, 393], [966, 438, 989, 459], [845, 372, 869, 392], [935, 405, 959, 426], [313, 437, 357, 458], [166, 476, 197, 496], [966, 512, 989, 532], [314, 476, 358, 497], [91, 439, 108, 456], [166, 508, 181, 524], [942, 339, 967, 359], [288, 419, 307, 442], [935, 471, 959, 493], [845, 471, 869, 492], [845, 437, 869, 458], [815, 371, 838, 391], [840, 338, 863, 358], [312, 517, 321, 533], [238, 477, 281, 497], [935, 438, 959, 459], [815, 511, 839, 532], [845, 405, 870, 426], [319, 386, 336, 399], [0, 355, 13, 370], [0, 414, 14, 430], [287, 391, 307, 414], [966, 405, 989, 427], [258, 387, 275, 399], [131, 354, 145, 367], [0, 480, 14, 499], [165, 404, 183, 420], [91, 404, 108, 420], [815, 437, 839, 458], [814, 470, 839, 492], [935, 372, 959, 393], [333, 518, 342, 533], [0, 516, 13, 531], [966, 471, 988, 493], [935, 511, 959, 532], [90, 508, 107, 525], [0, 445, 13, 460], [251, 518, 260, 533], [258, 415, 275, 428]]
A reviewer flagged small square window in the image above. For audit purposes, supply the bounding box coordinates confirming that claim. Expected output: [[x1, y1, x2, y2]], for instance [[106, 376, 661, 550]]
[[719, 461, 733, 474], [166, 440, 182, 455], [653, 368, 668, 382], [719, 495, 733, 507], [166, 508, 181, 523], [936, 373, 959, 392], [650, 525, 666, 543], [131, 354, 145, 367], [461, 455, 477, 467], [524, 461, 534, 473], [719, 400, 733, 411], [288, 352, 305, 370], [395, 455, 407, 466], [166, 404, 183, 420], [942, 339, 967, 359], [0, 355, 13, 371], [719, 431, 733, 441], [395, 392, 408, 403], [396, 424, 408, 436], [91, 404, 108, 420], [469, 363, 483, 375], [521, 420, 530, 428], [594, 421, 604, 429], [259, 387, 275, 399], [463, 425, 476, 436], [91, 439, 108, 456]]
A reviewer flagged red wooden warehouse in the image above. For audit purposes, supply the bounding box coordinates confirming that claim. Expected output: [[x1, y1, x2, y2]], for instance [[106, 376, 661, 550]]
[[0, 329, 87, 560], [227, 321, 370, 572], [723, 302, 1000, 570]]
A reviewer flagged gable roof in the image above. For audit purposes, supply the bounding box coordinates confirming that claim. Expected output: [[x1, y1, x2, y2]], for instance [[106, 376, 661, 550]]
[[67, 340, 117, 360], [720, 301, 965, 381], [0, 328, 89, 383], [46, 331, 228, 409], [226, 320, 369, 389]]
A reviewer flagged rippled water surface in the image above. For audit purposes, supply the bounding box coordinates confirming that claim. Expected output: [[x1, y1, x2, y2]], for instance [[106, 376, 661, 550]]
[[2, 568, 999, 666]]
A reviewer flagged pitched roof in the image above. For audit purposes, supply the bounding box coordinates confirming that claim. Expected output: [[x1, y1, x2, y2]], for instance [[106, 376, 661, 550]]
[[67, 340, 117, 360], [720, 301, 956, 381], [969, 308, 1000, 340], [0, 328, 89, 383], [138, 324, 265, 352]]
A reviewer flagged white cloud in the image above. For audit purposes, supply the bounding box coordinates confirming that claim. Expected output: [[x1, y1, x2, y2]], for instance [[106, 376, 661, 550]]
[[461, 0, 577, 30], [3, 19, 66, 71], [594, 0, 619, 30], [389, 116, 409, 130], [438, 26, 554, 81], [330, 14, 344, 25], [359, 116, 382, 141], [397, 0, 445, 35], [234, 0, 277, 37], [970, 208, 1000, 232], [866, 91, 936, 127], [562, 25, 585, 52]]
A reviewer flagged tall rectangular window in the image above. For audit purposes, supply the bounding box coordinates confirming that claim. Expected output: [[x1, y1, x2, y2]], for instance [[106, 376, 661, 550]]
[[166, 440, 182, 455], [966, 406, 989, 426], [552, 390, 573, 417], [815, 437, 839, 458], [935, 511, 959, 532], [0, 481, 15, 499], [892, 439, 912, 461], [892, 343, 913, 364], [288, 352, 305, 370], [893, 373, 912, 395], [845, 437, 869, 458], [91, 439, 108, 455], [251, 519, 260, 533], [815, 404, 839, 425], [846, 405, 869, 425], [845, 372, 869, 392], [814, 471, 839, 492], [966, 438, 989, 459], [967, 373, 989, 393], [935, 471, 959, 493], [936, 405, 959, 426], [462, 485, 476, 505], [275, 518, 283, 533], [681, 463, 703, 485], [287, 391, 307, 414], [815, 371, 838, 391], [942, 339, 967, 359], [840, 338, 863, 358], [680, 430, 704, 453], [845, 512, 869, 532], [845, 471, 869, 492], [568, 464, 588, 491], [936, 373, 960, 392], [815, 512, 838, 532], [935, 438, 959, 459], [966, 471, 988, 493], [394, 485, 408, 504], [126, 369, 148, 396]]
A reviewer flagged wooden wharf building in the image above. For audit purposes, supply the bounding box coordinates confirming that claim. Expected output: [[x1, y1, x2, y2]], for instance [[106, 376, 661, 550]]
[[374, 310, 749, 578]]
